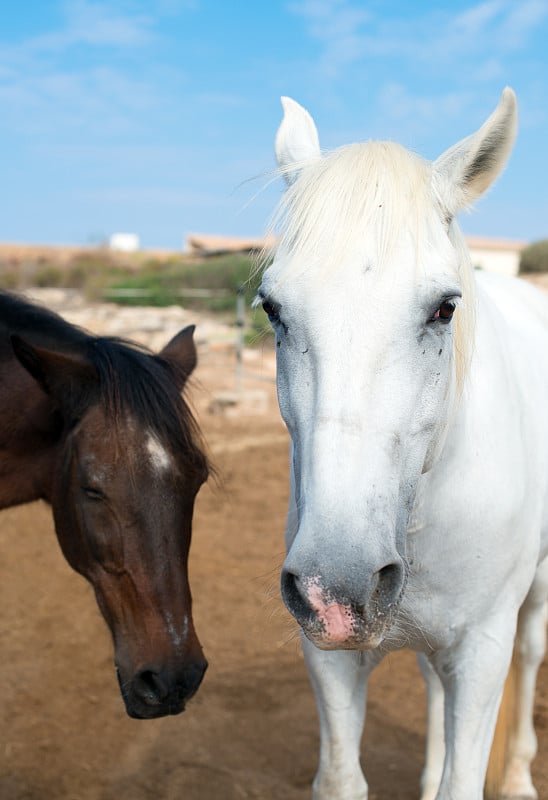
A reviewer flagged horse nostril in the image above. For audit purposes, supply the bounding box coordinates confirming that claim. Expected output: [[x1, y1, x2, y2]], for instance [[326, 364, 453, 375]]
[[132, 660, 208, 708], [372, 562, 405, 609], [281, 568, 313, 622], [134, 668, 169, 705]]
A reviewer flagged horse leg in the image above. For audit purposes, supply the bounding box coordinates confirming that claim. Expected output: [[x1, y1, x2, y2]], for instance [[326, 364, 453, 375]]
[[499, 557, 548, 800], [431, 617, 517, 800], [301, 635, 381, 800], [417, 652, 445, 800]]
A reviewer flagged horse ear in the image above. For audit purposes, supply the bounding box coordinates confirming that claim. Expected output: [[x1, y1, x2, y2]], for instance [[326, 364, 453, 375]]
[[158, 325, 197, 387], [10, 335, 98, 409], [275, 96, 321, 185], [433, 87, 518, 215]]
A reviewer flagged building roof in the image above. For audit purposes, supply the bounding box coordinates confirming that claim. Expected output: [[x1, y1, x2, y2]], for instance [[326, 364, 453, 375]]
[[186, 233, 529, 258], [186, 233, 277, 256]]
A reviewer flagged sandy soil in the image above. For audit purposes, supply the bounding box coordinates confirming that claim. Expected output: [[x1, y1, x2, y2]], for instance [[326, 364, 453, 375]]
[[1, 324, 547, 800]]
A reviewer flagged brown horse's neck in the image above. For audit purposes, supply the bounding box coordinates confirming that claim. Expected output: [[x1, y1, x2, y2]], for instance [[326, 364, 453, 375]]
[[0, 358, 61, 509]]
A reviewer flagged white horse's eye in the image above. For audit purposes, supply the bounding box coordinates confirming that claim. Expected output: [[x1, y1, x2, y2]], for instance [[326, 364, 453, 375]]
[[432, 300, 456, 323], [262, 300, 280, 322]]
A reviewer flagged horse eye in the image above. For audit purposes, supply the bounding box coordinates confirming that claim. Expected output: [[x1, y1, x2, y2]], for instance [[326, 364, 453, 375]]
[[82, 486, 105, 501], [433, 300, 456, 323], [262, 300, 280, 322]]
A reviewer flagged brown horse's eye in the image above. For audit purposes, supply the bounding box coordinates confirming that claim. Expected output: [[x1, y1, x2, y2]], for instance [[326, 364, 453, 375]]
[[433, 300, 456, 323], [82, 486, 105, 501]]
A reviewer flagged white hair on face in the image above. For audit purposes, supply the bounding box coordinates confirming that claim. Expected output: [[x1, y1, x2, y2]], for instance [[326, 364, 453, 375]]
[[165, 611, 188, 649], [261, 140, 476, 392], [145, 432, 172, 472]]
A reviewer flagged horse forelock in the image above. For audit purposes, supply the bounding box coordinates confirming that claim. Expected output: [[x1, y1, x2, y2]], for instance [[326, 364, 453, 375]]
[[262, 140, 476, 393], [89, 338, 209, 480], [268, 142, 432, 271]]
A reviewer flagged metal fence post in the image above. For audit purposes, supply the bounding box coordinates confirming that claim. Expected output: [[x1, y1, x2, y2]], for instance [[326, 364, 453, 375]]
[[236, 287, 245, 397]]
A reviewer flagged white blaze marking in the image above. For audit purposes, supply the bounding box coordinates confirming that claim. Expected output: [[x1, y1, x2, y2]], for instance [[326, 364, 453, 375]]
[[145, 433, 172, 472], [165, 612, 188, 649]]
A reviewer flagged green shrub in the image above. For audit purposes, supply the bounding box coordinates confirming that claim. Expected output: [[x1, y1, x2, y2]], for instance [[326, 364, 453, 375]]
[[105, 253, 264, 312], [519, 240, 548, 274], [0, 265, 22, 289], [4, 250, 132, 293], [33, 266, 65, 287], [0, 247, 273, 344], [104, 252, 273, 342]]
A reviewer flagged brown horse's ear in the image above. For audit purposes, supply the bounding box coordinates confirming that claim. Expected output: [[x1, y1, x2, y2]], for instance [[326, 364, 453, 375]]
[[11, 335, 98, 411], [157, 325, 197, 388]]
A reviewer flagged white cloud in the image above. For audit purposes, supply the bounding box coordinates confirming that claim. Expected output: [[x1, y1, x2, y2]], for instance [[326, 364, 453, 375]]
[[288, 0, 371, 78], [0, 2, 176, 139], [287, 0, 548, 75], [497, 0, 548, 49], [284, 0, 548, 142], [80, 186, 233, 209], [26, 0, 155, 52], [61, 0, 154, 47], [377, 83, 473, 131], [193, 92, 245, 108], [451, 0, 505, 40], [0, 66, 166, 139], [158, 0, 199, 11], [429, 0, 548, 58]]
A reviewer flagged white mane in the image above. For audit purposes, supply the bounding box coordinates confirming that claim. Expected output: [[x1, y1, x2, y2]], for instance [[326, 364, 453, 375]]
[[263, 140, 476, 390]]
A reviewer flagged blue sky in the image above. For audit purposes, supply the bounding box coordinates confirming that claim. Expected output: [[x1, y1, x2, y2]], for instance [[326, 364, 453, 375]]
[[1, 0, 547, 249]]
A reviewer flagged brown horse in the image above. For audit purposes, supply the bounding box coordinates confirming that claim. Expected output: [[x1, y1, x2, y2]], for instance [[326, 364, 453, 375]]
[[0, 291, 209, 719]]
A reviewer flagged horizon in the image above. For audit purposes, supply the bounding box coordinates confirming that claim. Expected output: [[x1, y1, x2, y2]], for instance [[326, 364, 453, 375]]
[[0, 231, 532, 253], [1, 1, 547, 250]]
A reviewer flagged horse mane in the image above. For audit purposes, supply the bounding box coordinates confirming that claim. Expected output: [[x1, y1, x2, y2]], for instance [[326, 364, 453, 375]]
[[262, 141, 476, 391], [0, 291, 208, 477], [0, 291, 90, 353]]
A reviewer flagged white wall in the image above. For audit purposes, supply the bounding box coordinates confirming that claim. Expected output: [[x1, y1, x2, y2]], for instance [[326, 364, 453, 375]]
[[109, 233, 140, 252], [465, 238, 526, 277]]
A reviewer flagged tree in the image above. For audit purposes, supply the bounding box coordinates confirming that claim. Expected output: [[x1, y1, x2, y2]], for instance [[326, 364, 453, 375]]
[[519, 239, 548, 274]]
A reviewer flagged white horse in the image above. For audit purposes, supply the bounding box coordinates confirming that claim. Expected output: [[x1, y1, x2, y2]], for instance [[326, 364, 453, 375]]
[[258, 88, 548, 800]]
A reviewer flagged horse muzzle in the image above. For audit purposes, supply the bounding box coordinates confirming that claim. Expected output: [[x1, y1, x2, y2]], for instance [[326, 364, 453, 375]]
[[117, 657, 208, 719], [281, 559, 407, 649]]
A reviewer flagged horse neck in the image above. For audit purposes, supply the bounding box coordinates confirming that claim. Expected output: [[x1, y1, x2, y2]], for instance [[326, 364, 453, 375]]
[[0, 356, 61, 509]]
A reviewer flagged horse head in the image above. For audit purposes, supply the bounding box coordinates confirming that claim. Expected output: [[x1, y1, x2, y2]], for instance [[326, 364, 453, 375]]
[[261, 89, 517, 650], [11, 326, 209, 718]]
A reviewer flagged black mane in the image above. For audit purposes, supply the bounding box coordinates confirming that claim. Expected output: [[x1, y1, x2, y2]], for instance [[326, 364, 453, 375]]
[[0, 290, 90, 352], [0, 291, 208, 477]]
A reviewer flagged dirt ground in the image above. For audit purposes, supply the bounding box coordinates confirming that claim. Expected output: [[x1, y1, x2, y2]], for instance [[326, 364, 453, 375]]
[[1, 328, 547, 800]]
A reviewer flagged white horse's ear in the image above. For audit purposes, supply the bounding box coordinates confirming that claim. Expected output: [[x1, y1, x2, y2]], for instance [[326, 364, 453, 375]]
[[275, 96, 321, 185], [433, 87, 518, 214]]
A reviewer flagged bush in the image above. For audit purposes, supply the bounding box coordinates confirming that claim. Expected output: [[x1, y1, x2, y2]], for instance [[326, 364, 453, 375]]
[[0, 246, 273, 344], [105, 253, 263, 312], [519, 240, 548, 274], [0, 265, 22, 289], [0, 250, 133, 294], [103, 252, 273, 342]]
